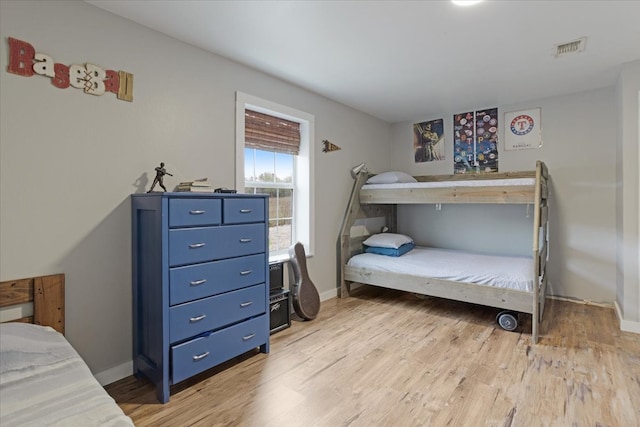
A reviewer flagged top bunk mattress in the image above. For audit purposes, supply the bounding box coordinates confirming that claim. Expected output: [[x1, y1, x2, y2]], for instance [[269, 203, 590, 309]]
[[358, 176, 538, 204], [0, 322, 134, 427], [361, 177, 535, 190], [347, 246, 534, 292]]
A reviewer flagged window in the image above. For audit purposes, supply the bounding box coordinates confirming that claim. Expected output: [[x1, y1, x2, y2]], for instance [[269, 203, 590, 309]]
[[235, 92, 314, 260], [244, 148, 294, 253]]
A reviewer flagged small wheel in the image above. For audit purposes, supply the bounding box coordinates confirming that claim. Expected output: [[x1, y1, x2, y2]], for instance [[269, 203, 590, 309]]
[[496, 311, 518, 331]]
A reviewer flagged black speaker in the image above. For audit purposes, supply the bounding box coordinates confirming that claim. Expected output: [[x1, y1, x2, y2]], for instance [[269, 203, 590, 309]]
[[269, 289, 291, 334], [269, 261, 284, 292]]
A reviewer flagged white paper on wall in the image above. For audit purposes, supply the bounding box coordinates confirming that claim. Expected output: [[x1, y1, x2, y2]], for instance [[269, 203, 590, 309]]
[[504, 108, 542, 150]]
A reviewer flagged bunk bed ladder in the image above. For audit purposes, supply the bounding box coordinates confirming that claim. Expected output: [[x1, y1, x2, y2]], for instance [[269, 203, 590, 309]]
[[338, 170, 398, 298], [338, 170, 370, 297], [531, 160, 550, 344]]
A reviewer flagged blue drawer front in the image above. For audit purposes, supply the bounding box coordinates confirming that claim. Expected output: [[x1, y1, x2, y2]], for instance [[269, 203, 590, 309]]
[[169, 254, 266, 305], [171, 314, 268, 383], [169, 198, 221, 228], [169, 224, 265, 267], [169, 284, 266, 343], [224, 198, 265, 224]]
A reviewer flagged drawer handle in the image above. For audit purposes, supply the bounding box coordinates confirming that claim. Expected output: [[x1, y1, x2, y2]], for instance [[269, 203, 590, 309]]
[[189, 314, 207, 322], [189, 210, 205, 215], [239, 238, 252, 243], [242, 333, 256, 341], [239, 270, 252, 276], [190, 279, 207, 286], [193, 351, 210, 361], [240, 209, 252, 213], [189, 243, 206, 249], [240, 301, 253, 308]]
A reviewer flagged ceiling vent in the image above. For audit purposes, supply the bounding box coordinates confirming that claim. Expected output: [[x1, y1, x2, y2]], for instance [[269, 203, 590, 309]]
[[554, 37, 587, 57]]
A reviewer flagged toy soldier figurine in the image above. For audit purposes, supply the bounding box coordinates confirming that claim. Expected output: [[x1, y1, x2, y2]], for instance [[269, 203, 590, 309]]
[[147, 162, 173, 193]]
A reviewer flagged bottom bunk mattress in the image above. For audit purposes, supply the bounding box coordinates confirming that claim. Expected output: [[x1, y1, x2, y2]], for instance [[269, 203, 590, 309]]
[[0, 322, 134, 427], [347, 246, 534, 292]]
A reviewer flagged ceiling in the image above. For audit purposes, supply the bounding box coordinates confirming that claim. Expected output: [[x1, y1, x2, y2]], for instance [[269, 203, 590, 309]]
[[85, 0, 640, 123]]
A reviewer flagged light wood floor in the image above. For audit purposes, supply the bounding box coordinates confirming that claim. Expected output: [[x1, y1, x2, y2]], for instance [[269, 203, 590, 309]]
[[106, 286, 640, 427]]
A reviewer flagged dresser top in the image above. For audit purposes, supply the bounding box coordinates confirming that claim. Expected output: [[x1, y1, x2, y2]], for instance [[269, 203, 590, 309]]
[[132, 192, 268, 199]]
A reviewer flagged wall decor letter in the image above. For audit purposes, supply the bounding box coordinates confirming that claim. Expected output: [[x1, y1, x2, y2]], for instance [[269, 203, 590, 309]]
[[7, 37, 35, 76], [68, 64, 86, 89], [53, 63, 70, 88], [33, 53, 55, 77], [84, 63, 106, 95], [104, 69, 120, 94], [118, 71, 134, 102], [6, 36, 133, 102]]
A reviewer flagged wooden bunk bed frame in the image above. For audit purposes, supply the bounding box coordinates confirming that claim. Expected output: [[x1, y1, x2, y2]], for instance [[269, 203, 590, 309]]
[[339, 161, 549, 343], [0, 273, 65, 333]]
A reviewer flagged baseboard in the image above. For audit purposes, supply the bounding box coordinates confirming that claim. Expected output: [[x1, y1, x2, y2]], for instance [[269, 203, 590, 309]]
[[94, 361, 133, 386], [547, 295, 612, 308], [319, 287, 338, 302], [614, 301, 640, 334], [320, 282, 368, 301]]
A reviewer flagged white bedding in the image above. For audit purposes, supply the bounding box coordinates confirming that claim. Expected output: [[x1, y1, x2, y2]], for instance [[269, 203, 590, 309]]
[[347, 246, 534, 292], [0, 323, 134, 427], [362, 177, 535, 190]]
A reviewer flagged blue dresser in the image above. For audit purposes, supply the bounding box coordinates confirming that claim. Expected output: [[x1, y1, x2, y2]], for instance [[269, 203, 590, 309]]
[[131, 193, 270, 403]]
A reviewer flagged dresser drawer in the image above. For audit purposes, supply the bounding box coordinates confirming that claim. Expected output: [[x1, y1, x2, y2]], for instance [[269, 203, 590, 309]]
[[169, 254, 266, 305], [169, 198, 221, 228], [171, 314, 268, 383], [169, 284, 265, 343], [224, 198, 265, 224], [169, 224, 265, 267]]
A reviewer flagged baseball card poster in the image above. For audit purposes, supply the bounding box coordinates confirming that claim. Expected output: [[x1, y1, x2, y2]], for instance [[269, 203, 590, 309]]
[[453, 108, 499, 174]]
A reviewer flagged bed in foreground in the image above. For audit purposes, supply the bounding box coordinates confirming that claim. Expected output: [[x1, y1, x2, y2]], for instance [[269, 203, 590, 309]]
[[339, 161, 549, 343], [0, 274, 134, 427]]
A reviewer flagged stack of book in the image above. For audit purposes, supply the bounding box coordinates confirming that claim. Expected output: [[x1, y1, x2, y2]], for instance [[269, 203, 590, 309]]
[[175, 178, 214, 192]]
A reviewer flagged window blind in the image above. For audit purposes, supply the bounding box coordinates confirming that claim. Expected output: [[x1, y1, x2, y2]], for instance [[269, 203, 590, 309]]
[[245, 109, 300, 155]]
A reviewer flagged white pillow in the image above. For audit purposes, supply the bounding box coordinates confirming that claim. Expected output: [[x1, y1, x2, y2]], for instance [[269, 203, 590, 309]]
[[366, 171, 417, 184], [363, 233, 414, 249]]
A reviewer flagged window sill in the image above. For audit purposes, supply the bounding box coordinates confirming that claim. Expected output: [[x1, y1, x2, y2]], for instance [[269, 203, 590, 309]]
[[269, 252, 291, 263], [269, 251, 314, 264]]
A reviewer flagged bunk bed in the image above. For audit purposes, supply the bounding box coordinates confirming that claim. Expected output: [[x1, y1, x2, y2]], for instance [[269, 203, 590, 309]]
[[338, 161, 549, 344]]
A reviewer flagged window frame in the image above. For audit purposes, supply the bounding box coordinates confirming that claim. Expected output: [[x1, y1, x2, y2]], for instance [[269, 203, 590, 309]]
[[235, 92, 314, 261]]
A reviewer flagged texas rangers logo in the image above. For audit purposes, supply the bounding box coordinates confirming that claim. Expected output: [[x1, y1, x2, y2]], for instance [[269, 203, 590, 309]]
[[510, 115, 535, 136]]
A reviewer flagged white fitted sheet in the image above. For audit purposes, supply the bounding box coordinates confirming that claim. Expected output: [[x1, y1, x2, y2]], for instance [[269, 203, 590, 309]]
[[347, 246, 534, 292], [0, 323, 134, 427], [362, 177, 535, 190]]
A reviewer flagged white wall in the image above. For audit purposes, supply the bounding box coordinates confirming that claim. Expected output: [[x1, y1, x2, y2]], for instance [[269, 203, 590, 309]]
[[0, 1, 391, 381], [390, 87, 618, 303], [615, 60, 640, 328]]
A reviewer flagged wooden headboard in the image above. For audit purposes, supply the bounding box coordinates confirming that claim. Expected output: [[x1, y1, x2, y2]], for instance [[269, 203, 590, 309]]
[[0, 274, 65, 334]]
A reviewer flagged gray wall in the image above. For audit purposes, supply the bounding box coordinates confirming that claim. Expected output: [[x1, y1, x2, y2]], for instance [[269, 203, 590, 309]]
[[0, 1, 391, 381], [616, 60, 640, 324], [390, 87, 619, 303]]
